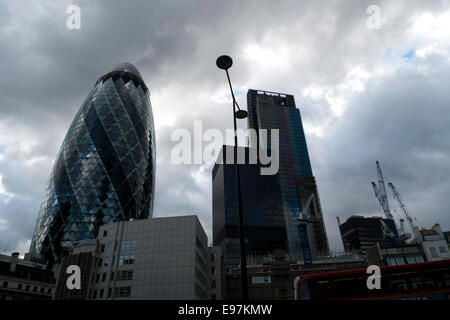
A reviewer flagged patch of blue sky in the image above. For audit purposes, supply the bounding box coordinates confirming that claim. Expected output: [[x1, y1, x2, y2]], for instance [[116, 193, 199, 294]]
[[403, 49, 415, 60]]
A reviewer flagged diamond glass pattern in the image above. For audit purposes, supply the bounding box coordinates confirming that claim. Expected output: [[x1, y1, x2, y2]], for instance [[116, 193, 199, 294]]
[[29, 63, 155, 263]]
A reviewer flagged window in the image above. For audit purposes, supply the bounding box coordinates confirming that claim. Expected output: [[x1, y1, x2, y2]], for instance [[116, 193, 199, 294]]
[[102, 273, 106, 282], [415, 255, 425, 263], [113, 286, 131, 297], [121, 240, 136, 250], [40, 287, 45, 293], [47, 288, 51, 294], [211, 254, 215, 263], [103, 230, 108, 237], [101, 244, 106, 252], [395, 257, 405, 265], [17, 284, 22, 290], [117, 270, 133, 281], [2, 281, 8, 288], [389, 277, 408, 292], [33, 286, 37, 292], [410, 277, 425, 290], [98, 259, 103, 267], [99, 289, 104, 298], [430, 247, 438, 258], [307, 279, 333, 299], [118, 255, 135, 265], [25, 285, 30, 291], [93, 290, 97, 299], [406, 256, 416, 264], [439, 246, 447, 253], [332, 276, 367, 298], [110, 272, 115, 281], [211, 267, 216, 275], [96, 274, 100, 283], [211, 280, 216, 289], [387, 257, 396, 266]]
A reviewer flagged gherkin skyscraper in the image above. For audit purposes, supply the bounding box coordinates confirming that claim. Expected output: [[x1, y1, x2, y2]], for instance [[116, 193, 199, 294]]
[[30, 63, 155, 264]]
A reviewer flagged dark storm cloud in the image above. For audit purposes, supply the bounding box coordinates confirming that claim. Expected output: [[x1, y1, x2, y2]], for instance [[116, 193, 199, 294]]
[[0, 0, 449, 254], [310, 55, 450, 249]]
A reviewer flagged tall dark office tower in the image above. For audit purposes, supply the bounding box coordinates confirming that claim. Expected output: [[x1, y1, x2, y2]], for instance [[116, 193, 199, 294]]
[[247, 89, 329, 259], [213, 146, 288, 266], [30, 63, 155, 264], [339, 216, 399, 255]]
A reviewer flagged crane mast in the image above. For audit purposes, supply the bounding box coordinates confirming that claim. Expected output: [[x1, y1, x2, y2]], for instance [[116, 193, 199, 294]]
[[388, 182, 417, 232], [296, 192, 319, 269], [371, 161, 394, 220]]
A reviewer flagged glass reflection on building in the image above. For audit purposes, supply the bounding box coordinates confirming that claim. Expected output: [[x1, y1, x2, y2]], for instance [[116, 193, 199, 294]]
[[30, 63, 155, 264], [213, 146, 288, 266]]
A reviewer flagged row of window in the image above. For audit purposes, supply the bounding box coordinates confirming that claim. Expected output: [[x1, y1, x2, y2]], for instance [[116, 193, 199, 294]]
[[122, 240, 136, 250], [92, 270, 133, 283], [386, 255, 424, 266], [91, 286, 132, 299], [114, 255, 136, 266], [1, 281, 52, 294], [429, 246, 447, 257]]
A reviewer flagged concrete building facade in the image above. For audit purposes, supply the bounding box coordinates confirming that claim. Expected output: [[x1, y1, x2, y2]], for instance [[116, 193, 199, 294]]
[[366, 242, 426, 266], [415, 224, 450, 262], [0, 252, 56, 300], [53, 216, 213, 300]]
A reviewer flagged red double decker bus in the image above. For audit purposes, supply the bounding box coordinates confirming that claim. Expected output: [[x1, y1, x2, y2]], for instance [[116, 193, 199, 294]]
[[294, 259, 450, 300]]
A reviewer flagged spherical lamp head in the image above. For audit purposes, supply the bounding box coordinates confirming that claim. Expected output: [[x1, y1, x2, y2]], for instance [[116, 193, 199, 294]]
[[216, 55, 233, 70], [235, 109, 248, 119]]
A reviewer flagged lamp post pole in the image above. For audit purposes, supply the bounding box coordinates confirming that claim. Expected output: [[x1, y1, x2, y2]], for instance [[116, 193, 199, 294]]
[[216, 55, 249, 300]]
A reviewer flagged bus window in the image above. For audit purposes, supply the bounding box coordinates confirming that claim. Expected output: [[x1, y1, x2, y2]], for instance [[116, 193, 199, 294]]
[[389, 273, 409, 292], [425, 267, 449, 288], [424, 276, 436, 288], [410, 277, 425, 290], [332, 276, 367, 298], [299, 280, 310, 300], [444, 273, 450, 287], [307, 279, 333, 299]]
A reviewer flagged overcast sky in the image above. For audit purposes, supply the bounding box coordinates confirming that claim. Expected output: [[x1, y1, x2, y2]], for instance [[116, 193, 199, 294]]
[[0, 0, 449, 255]]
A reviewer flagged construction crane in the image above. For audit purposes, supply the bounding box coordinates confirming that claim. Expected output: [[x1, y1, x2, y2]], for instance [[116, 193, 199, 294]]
[[398, 218, 412, 241], [388, 182, 418, 234], [380, 220, 396, 239], [371, 161, 394, 220], [296, 193, 319, 269]]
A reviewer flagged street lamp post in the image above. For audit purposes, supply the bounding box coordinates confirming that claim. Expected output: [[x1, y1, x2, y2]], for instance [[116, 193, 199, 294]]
[[216, 55, 249, 300]]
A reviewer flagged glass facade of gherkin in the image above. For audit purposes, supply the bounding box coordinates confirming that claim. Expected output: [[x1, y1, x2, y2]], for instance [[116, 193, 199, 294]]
[[29, 63, 155, 264]]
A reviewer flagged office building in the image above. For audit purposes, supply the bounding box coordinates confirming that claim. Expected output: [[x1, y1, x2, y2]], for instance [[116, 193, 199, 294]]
[[366, 223, 450, 265], [339, 215, 400, 255], [444, 231, 450, 246], [247, 89, 329, 259], [414, 224, 450, 261], [213, 145, 288, 267], [366, 242, 426, 266], [0, 252, 56, 300], [54, 216, 212, 300], [208, 246, 224, 300], [30, 63, 156, 264], [53, 240, 101, 300]]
